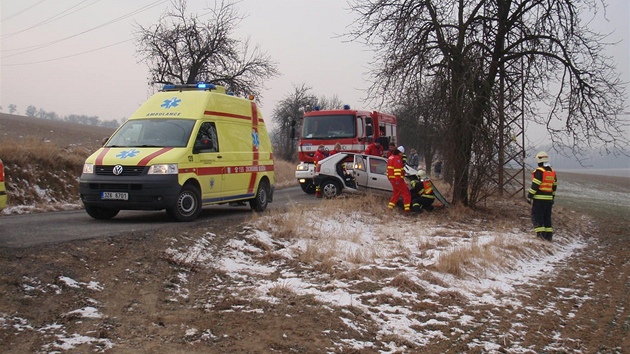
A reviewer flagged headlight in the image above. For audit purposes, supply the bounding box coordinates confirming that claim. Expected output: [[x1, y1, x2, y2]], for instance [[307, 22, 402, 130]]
[[82, 163, 94, 174], [148, 164, 178, 174], [296, 164, 309, 171]]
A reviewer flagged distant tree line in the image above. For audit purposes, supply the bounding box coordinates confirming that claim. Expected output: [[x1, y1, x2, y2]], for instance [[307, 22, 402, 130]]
[[1, 104, 120, 128]]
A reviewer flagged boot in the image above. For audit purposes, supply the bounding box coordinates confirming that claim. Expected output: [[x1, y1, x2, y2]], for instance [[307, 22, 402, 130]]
[[544, 232, 552, 241], [315, 186, 322, 198], [536, 232, 545, 240]]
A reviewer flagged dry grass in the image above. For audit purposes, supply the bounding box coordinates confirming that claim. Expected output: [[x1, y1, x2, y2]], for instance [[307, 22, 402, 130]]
[[389, 274, 425, 294], [266, 281, 298, 300], [273, 158, 296, 189], [249, 194, 396, 275], [434, 233, 531, 278], [0, 138, 95, 209], [250, 188, 546, 282], [418, 271, 451, 288]]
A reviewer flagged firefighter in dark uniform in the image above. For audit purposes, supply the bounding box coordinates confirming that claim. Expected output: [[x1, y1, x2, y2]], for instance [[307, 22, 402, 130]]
[[527, 151, 558, 241], [410, 170, 435, 212]]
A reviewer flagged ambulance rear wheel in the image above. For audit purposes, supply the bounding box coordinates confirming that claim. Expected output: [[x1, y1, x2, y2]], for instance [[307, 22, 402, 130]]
[[167, 184, 202, 222], [250, 180, 269, 212], [321, 179, 342, 199], [84, 205, 119, 220]]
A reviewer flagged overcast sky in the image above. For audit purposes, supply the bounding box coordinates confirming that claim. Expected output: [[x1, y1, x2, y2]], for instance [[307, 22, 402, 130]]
[[1, 0, 628, 140], [1, 0, 375, 122]]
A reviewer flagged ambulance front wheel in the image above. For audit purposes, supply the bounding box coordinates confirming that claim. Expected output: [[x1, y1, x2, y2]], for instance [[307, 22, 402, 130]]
[[84, 205, 120, 220], [167, 184, 202, 222], [250, 179, 270, 212]]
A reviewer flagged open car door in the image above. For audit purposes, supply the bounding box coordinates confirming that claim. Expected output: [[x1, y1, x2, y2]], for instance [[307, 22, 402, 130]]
[[353, 154, 391, 192]]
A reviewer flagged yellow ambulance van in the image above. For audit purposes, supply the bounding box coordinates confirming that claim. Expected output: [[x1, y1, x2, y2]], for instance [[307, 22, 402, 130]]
[[79, 83, 275, 221]]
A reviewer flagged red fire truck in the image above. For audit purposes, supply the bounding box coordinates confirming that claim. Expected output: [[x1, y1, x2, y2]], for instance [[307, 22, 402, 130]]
[[293, 105, 397, 193]]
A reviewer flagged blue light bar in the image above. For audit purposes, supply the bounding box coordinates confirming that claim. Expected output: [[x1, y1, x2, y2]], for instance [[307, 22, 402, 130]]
[[162, 82, 218, 92], [314, 105, 321, 111], [343, 104, 350, 110], [197, 82, 216, 90]]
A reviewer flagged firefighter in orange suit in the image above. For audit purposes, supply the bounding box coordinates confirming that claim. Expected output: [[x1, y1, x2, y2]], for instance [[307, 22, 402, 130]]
[[410, 170, 435, 212], [387, 146, 411, 212], [314, 144, 329, 198], [527, 151, 558, 241]]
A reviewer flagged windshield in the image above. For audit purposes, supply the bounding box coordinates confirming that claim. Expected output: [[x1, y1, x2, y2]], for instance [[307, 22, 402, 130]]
[[105, 119, 196, 148], [301, 114, 355, 139]]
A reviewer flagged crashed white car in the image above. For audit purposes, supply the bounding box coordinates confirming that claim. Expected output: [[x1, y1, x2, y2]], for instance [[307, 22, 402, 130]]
[[313, 153, 408, 198], [314, 153, 450, 208]]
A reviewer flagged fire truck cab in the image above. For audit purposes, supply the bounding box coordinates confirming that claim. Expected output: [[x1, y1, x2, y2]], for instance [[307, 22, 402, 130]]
[[293, 106, 397, 193]]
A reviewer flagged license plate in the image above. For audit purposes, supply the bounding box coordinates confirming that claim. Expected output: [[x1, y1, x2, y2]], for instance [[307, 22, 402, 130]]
[[101, 191, 129, 200]]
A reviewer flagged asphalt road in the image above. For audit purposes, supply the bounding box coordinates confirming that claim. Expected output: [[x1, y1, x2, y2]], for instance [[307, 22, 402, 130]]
[[0, 186, 313, 248]]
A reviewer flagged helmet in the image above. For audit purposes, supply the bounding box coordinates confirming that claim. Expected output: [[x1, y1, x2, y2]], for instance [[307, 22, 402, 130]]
[[416, 169, 428, 179], [535, 151, 549, 163], [397, 146, 405, 153]]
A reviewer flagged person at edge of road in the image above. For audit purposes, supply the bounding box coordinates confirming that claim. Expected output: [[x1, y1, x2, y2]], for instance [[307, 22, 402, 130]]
[[407, 148, 419, 170], [387, 146, 411, 213], [434, 160, 442, 179], [331, 142, 342, 155], [410, 169, 435, 213], [314, 144, 329, 198], [527, 151, 558, 241], [365, 139, 383, 157]]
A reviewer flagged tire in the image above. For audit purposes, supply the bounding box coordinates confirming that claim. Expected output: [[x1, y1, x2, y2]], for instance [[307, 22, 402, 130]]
[[166, 184, 202, 222], [299, 180, 316, 194], [249, 180, 270, 212], [84, 205, 119, 220], [321, 179, 342, 199]]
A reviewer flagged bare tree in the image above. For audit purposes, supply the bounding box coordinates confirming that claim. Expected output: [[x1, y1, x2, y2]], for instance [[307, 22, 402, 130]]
[[392, 78, 446, 174], [135, 0, 279, 100], [25, 106, 37, 117], [271, 84, 318, 162], [348, 0, 627, 206], [315, 95, 345, 111]]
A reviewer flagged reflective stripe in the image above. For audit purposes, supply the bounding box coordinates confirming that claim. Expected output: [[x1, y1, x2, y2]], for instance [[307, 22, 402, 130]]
[[530, 167, 556, 200], [539, 169, 556, 193], [423, 180, 433, 195]]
